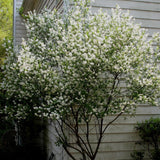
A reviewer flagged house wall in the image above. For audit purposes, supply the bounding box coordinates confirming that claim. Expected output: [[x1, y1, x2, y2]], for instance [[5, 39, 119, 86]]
[[14, 0, 160, 160]]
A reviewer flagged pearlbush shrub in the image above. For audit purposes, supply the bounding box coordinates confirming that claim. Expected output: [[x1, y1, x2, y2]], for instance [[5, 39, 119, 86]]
[[1, 0, 160, 159]]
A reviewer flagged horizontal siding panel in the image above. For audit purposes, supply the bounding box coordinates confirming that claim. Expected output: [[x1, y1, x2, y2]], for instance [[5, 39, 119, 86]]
[[136, 106, 160, 114], [15, 16, 24, 21], [68, 123, 135, 135], [76, 114, 160, 126], [128, 0, 160, 3], [70, 151, 150, 160], [93, 0, 160, 12], [129, 10, 160, 20], [135, 19, 160, 28], [15, 27, 26, 33], [143, 28, 160, 35], [15, 31, 27, 37], [69, 132, 141, 143], [98, 132, 140, 143], [76, 124, 135, 134], [70, 141, 140, 153], [105, 114, 160, 124], [92, 7, 160, 20]]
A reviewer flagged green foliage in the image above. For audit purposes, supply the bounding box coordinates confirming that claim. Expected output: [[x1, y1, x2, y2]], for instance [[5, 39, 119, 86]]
[[134, 118, 160, 160], [0, 0, 13, 66], [131, 151, 144, 160], [19, 6, 24, 16], [19, 6, 28, 19], [0, 38, 13, 66], [0, 0, 13, 37], [136, 118, 160, 144]]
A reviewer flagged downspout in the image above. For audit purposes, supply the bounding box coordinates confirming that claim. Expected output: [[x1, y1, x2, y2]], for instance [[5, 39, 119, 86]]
[[13, 0, 16, 47], [63, 0, 69, 14], [13, 0, 22, 146]]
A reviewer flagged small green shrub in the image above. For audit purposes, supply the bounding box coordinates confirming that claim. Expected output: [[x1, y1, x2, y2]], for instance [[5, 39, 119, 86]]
[[133, 117, 160, 160], [131, 151, 144, 160]]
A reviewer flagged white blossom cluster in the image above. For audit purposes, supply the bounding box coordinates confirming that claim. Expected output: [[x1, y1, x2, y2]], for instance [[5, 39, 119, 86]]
[[1, 0, 160, 120]]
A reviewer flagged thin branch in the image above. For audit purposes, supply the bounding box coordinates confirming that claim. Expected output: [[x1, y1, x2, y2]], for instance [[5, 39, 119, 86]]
[[92, 117, 104, 160], [55, 123, 77, 160], [63, 145, 77, 160], [86, 121, 94, 156], [74, 116, 92, 159], [61, 118, 92, 158], [105, 73, 120, 113], [55, 120, 83, 160], [102, 104, 128, 135]]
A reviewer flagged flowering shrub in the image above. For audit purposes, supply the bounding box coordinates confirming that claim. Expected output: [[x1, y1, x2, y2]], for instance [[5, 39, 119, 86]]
[[1, 0, 160, 159]]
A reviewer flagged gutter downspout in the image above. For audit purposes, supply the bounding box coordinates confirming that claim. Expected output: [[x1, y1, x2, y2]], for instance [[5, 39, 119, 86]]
[[64, 0, 69, 14], [13, 0, 22, 146], [13, 0, 16, 47]]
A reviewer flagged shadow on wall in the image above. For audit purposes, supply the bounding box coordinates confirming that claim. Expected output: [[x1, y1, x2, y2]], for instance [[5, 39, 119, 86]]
[[0, 118, 47, 160]]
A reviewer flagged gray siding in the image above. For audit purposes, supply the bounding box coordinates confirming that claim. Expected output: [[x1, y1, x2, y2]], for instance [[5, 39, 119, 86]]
[[91, 0, 160, 36]]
